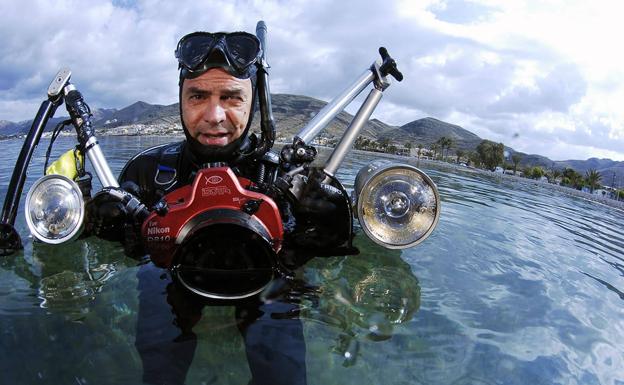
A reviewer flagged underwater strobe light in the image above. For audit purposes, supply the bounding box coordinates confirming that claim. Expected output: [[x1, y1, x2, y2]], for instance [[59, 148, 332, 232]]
[[354, 160, 440, 249], [25, 174, 85, 244]]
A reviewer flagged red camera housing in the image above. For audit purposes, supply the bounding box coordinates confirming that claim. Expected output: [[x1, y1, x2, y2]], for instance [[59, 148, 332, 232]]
[[141, 167, 283, 269]]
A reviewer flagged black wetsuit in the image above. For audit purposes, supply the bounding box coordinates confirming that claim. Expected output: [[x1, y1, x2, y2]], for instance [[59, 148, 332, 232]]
[[118, 141, 276, 209], [115, 140, 308, 385]]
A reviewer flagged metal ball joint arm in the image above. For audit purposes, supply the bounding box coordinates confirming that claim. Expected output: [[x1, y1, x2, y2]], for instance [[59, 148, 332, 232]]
[[279, 48, 403, 200], [289, 47, 403, 174], [324, 48, 403, 178], [1, 69, 72, 254]]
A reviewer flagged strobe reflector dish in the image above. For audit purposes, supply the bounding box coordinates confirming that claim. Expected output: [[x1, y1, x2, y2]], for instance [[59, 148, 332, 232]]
[[25, 174, 85, 244], [354, 160, 440, 249]]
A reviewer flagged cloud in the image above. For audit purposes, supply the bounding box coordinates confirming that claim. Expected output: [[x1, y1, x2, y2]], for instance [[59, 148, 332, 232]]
[[492, 63, 585, 113], [0, 0, 623, 161]]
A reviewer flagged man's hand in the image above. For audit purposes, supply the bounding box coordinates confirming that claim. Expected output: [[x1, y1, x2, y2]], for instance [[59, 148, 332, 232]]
[[87, 181, 148, 242]]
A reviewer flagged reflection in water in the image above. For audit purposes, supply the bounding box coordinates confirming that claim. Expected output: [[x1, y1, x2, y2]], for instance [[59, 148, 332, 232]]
[[0, 237, 131, 317], [0, 236, 142, 385], [135, 262, 308, 385], [302, 232, 421, 367], [31, 240, 128, 315]]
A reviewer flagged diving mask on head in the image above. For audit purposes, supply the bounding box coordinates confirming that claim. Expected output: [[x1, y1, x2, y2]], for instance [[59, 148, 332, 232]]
[[176, 32, 262, 80]]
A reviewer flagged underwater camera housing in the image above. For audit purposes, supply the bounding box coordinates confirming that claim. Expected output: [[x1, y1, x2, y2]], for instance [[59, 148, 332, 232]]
[[142, 167, 283, 299]]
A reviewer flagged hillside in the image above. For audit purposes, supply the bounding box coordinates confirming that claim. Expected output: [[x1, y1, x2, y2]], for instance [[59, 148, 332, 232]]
[[1, 94, 623, 184], [249, 94, 394, 141], [380, 117, 482, 151]]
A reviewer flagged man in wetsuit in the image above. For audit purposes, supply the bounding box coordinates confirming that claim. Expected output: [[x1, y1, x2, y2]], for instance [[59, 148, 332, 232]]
[[92, 30, 354, 262], [93, 30, 312, 385]]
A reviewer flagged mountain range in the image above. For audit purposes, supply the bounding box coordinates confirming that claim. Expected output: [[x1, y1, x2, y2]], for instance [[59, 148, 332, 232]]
[[1, 94, 623, 185]]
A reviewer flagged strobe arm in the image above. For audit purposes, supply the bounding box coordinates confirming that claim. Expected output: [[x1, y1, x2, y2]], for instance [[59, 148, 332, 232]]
[[294, 47, 402, 150], [320, 48, 403, 178], [63, 85, 119, 188]]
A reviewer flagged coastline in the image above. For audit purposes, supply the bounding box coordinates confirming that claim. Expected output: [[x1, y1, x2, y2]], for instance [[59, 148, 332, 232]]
[[3, 134, 622, 212], [410, 156, 624, 212]]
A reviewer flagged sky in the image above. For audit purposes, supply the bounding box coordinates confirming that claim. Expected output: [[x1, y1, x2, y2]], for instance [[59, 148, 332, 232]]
[[1, 0, 623, 161]]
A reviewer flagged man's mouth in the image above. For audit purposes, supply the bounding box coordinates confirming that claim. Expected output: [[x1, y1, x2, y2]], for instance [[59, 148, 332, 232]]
[[198, 131, 230, 146]]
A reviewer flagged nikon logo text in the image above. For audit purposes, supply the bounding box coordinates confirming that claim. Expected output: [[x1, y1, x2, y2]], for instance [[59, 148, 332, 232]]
[[147, 226, 170, 235]]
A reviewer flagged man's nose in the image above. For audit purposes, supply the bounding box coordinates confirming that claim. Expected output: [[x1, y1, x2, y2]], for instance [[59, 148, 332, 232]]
[[203, 100, 226, 124]]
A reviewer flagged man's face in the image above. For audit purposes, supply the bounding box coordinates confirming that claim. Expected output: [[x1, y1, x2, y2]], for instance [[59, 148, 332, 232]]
[[181, 68, 253, 147]]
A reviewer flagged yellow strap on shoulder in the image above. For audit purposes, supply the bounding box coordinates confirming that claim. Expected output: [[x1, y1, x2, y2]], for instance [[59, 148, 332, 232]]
[[45, 148, 84, 180]]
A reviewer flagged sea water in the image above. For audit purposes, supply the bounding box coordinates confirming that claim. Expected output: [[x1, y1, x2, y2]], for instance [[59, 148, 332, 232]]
[[0, 136, 623, 385]]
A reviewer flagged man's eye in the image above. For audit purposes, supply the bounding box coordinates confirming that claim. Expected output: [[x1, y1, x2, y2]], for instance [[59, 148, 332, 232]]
[[190, 94, 204, 100]]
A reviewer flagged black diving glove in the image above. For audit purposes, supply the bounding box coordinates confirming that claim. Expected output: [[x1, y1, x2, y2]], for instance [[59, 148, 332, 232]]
[[298, 182, 342, 215], [87, 181, 149, 242], [288, 172, 356, 253]]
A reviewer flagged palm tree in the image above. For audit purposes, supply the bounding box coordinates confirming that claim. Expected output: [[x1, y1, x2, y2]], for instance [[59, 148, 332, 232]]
[[550, 169, 561, 184], [355, 135, 366, 150], [436, 137, 454, 160], [585, 169, 602, 193], [417, 143, 423, 160], [443, 137, 454, 160], [404, 141, 412, 156], [455, 149, 465, 164], [430, 143, 440, 159], [435, 137, 445, 159], [511, 154, 522, 175], [468, 151, 480, 167], [378, 138, 390, 152], [563, 168, 583, 189], [476, 140, 504, 170]]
